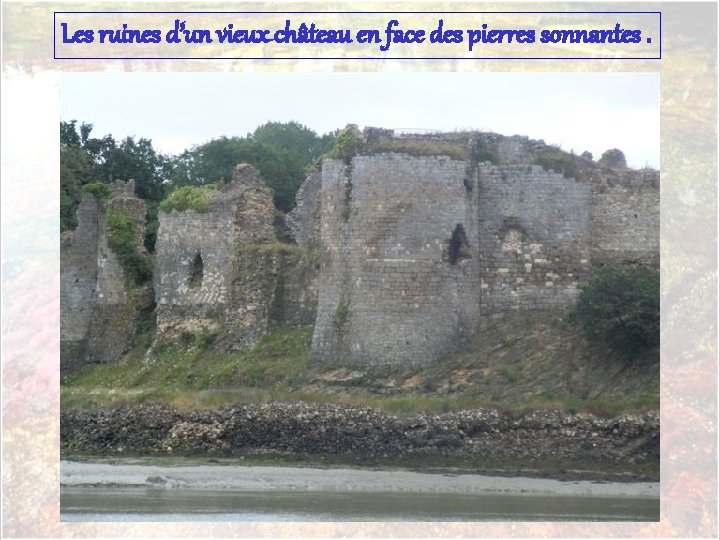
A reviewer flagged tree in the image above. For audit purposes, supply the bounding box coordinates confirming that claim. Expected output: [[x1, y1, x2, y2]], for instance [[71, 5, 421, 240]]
[[99, 136, 168, 203], [60, 121, 168, 251], [60, 121, 98, 231], [571, 266, 660, 360], [252, 121, 334, 164], [165, 137, 307, 212]]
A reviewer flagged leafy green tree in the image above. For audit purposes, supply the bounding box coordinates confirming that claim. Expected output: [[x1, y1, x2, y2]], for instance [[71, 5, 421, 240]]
[[60, 121, 168, 251], [99, 136, 168, 203], [166, 137, 306, 212], [166, 123, 336, 212], [61, 121, 98, 231], [253, 121, 335, 164], [571, 266, 660, 360]]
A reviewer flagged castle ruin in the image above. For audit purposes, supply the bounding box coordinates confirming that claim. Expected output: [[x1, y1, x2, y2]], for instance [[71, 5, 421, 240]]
[[304, 129, 658, 365], [60, 128, 659, 370], [60, 180, 153, 371]]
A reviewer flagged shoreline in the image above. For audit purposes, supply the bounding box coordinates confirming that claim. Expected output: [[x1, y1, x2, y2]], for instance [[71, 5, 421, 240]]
[[61, 402, 660, 482], [61, 459, 659, 499]]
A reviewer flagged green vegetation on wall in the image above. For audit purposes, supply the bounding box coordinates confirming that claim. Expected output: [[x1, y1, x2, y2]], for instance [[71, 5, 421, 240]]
[[534, 146, 579, 179], [159, 184, 218, 214], [471, 137, 499, 165], [81, 181, 111, 202], [365, 138, 466, 160], [335, 299, 350, 325], [330, 127, 363, 161], [106, 209, 153, 287], [323, 128, 468, 163]]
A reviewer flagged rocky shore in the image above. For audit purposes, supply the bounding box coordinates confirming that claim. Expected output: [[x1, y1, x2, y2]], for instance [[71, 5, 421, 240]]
[[61, 402, 659, 480]]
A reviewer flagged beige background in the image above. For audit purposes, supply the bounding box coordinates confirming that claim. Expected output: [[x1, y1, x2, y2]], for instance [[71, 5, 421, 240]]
[[1, 1, 717, 537]]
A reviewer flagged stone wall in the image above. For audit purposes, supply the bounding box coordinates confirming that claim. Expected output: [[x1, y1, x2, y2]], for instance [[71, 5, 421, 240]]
[[62, 129, 658, 371], [591, 168, 660, 268], [60, 181, 151, 371], [311, 154, 481, 366], [308, 128, 658, 366], [477, 164, 592, 316], [286, 170, 322, 247], [154, 164, 319, 350]]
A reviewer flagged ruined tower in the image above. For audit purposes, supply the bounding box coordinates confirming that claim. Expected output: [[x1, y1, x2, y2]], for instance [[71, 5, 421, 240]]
[[154, 164, 319, 349], [311, 150, 482, 366], [60, 180, 152, 371], [308, 128, 659, 366]]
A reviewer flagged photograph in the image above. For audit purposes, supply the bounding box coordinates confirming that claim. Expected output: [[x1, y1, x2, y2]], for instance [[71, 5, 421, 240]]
[[58, 72, 660, 521]]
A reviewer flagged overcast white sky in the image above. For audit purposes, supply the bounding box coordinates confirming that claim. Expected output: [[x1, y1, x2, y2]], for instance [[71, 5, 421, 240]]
[[61, 72, 659, 168]]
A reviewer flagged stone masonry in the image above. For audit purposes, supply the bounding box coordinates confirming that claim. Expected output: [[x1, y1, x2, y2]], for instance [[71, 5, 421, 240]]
[[309, 128, 659, 365], [154, 164, 318, 350], [311, 154, 481, 366], [62, 128, 658, 370], [60, 180, 152, 371]]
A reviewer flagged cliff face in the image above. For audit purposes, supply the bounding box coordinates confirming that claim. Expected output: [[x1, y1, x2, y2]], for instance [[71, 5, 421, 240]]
[[60, 181, 152, 371]]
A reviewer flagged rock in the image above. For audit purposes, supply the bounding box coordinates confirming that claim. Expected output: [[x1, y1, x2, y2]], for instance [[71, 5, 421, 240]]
[[61, 402, 659, 478]]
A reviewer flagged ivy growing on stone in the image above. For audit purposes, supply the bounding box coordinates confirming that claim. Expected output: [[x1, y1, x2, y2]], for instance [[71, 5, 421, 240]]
[[106, 209, 153, 288], [81, 181, 112, 202]]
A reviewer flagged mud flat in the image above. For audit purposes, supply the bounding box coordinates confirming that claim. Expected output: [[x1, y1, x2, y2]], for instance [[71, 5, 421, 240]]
[[61, 459, 658, 497]]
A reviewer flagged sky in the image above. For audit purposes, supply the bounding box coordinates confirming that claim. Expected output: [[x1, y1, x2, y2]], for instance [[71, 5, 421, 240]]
[[61, 72, 659, 168]]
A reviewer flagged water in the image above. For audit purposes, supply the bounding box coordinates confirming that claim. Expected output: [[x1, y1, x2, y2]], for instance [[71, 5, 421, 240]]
[[61, 486, 659, 522]]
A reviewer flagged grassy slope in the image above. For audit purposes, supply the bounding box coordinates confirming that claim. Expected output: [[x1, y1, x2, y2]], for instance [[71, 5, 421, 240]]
[[62, 312, 659, 416]]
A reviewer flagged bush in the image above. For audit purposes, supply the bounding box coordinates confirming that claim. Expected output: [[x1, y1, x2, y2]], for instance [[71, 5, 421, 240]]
[[471, 137, 499, 164], [331, 127, 362, 160], [81, 181, 111, 202], [335, 300, 350, 325], [571, 266, 659, 360], [534, 146, 578, 178], [598, 148, 627, 168], [159, 184, 218, 214]]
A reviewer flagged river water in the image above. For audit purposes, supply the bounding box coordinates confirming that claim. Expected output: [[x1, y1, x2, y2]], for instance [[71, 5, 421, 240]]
[[61, 487, 659, 521], [60, 460, 659, 522]]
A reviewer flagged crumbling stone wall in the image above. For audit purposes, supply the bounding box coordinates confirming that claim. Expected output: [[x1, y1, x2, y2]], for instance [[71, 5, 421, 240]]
[[60, 181, 151, 371], [476, 164, 592, 316], [63, 129, 658, 370], [591, 168, 660, 268], [308, 128, 658, 366], [286, 170, 322, 247], [154, 164, 319, 350], [311, 153, 481, 366]]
